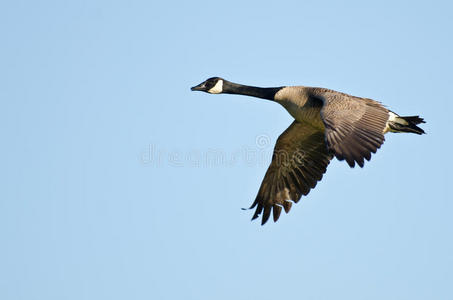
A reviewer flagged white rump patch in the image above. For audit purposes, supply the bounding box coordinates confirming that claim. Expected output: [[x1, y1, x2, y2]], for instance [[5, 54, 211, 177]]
[[384, 111, 408, 133], [388, 111, 398, 122], [383, 112, 396, 133], [208, 80, 223, 94]]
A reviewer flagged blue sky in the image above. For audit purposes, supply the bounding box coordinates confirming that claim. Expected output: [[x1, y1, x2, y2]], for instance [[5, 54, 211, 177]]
[[1, 0, 452, 299]]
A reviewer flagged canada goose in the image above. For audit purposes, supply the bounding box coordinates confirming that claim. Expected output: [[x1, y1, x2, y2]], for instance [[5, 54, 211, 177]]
[[191, 77, 425, 225]]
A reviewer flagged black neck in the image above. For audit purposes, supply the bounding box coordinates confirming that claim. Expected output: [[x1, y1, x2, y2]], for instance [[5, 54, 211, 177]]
[[222, 81, 282, 100]]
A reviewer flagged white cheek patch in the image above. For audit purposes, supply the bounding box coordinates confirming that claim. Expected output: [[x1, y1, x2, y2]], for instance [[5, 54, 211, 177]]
[[208, 80, 223, 94]]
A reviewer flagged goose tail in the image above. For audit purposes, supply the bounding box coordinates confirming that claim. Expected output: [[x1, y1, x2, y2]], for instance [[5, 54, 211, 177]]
[[385, 112, 426, 135]]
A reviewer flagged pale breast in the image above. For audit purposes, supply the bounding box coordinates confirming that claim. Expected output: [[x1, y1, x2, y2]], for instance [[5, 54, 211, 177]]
[[275, 87, 325, 130]]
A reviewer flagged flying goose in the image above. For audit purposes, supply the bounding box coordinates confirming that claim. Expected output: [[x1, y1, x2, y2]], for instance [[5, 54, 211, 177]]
[[191, 77, 425, 225]]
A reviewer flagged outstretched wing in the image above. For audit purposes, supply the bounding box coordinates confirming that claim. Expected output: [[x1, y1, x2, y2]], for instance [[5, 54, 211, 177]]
[[250, 121, 333, 225], [313, 90, 389, 168]]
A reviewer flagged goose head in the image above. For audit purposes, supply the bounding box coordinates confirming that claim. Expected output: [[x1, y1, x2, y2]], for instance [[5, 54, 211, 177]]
[[191, 77, 224, 94]]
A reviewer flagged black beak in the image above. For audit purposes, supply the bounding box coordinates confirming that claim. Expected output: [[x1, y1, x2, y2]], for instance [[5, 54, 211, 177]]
[[191, 82, 206, 91]]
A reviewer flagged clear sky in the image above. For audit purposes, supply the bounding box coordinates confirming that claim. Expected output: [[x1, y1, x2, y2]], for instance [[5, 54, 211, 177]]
[[1, 1, 452, 299]]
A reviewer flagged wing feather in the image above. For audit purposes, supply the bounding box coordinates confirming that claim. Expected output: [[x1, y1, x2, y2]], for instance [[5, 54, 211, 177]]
[[249, 121, 333, 224], [311, 90, 389, 168]]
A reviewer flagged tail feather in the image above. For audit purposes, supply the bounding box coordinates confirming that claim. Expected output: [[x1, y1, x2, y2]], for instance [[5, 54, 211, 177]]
[[388, 113, 426, 135], [399, 115, 425, 125]]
